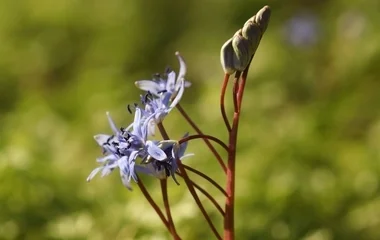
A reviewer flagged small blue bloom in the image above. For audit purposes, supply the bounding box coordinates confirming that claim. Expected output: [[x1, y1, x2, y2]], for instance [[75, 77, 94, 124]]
[[138, 133, 193, 184], [135, 52, 191, 96], [87, 111, 170, 190]]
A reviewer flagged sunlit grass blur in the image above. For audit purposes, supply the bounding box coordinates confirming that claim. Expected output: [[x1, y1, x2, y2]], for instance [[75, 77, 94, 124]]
[[1, 0, 380, 239]]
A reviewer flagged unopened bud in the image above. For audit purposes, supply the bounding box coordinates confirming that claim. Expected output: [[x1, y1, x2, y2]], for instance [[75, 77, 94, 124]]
[[220, 38, 236, 74], [220, 5, 271, 74], [254, 5, 271, 32], [231, 30, 251, 71]]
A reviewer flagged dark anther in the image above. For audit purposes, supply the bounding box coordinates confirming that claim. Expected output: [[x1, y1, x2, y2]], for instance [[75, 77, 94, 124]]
[[104, 135, 114, 146], [157, 90, 167, 94], [127, 104, 133, 114], [164, 165, 171, 177], [143, 92, 153, 103], [165, 66, 172, 75], [123, 132, 131, 141]]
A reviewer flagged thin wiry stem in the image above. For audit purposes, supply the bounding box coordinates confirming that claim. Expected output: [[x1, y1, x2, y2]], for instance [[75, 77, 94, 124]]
[[177, 161, 222, 240], [232, 72, 241, 113], [157, 123, 180, 240], [182, 164, 227, 197], [176, 104, 227, 173], [137, 179, 170, 231], [158, 122, 221, 239], [179, 134, 228, 152], [220, 73, 232, 132], [237, 57, 253, 112], [176, 172, 225, 217]]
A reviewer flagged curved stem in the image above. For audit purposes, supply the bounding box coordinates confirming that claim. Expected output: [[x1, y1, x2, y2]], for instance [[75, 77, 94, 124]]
[[157, 122, 220, 239], [220, 73, 232, 132], [157, 123, 180, 239], [223, 59, 253, 240], [182, 164, 227, 197], [176, 104, 227, 173], [179, 134, 228, 152], [176, 172, 225, 217], [232, 72, 241, 113], [137, 179, 170, 231], [177, 162, 222, 240], [237, 57, 253, 111]]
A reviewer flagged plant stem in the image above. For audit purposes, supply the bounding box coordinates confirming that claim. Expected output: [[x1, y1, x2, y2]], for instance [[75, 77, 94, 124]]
[[182, 164, 227, 197], [223, 60, 252, 240], [177, 104, 227, 172], [220, 74, 232, 132], [179, 134, 228, 152], [232, 72, 241, 113], [177, 161, 222, 240], [137, 179, 171, 231], [176, 172, 225, 216], [223, 111, 239, 240], [157, 123, 180, 240], [158, 122, 220, 239]]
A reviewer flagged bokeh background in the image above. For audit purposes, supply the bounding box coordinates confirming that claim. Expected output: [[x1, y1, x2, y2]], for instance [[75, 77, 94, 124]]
[[1, 0, 380, 239]]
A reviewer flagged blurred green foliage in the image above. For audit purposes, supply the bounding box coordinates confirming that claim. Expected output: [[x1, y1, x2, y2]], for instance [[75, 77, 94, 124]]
[[1, 0, 380, 239]]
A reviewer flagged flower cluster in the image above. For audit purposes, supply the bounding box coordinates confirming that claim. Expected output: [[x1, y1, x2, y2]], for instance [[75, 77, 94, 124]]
[[87, 52, 192, 189]]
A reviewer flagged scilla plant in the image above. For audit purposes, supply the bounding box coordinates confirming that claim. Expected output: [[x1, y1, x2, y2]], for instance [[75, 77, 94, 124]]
[[87, 6, 271, 240]]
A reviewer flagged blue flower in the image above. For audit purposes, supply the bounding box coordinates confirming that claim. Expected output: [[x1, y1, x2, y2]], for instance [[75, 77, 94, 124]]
[[133, 79, 185, 137], [138, 133, 193, 184], [135, 52, 191, 96], [87, 111, 168, 190]]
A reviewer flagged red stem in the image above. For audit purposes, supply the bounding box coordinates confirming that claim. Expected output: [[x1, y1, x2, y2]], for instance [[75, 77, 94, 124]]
[[232, 72, 241, 113], [137, 179, 170, 231], [223, 112, 239, 240], [158, 122, 220, 239], [176, 172, 225, 217], [178, 161, 222, 240], [220, 74, 232, 132], [157, 123, 180, 239], [177, 104, 227, 172], [224, 61, 252, 240], [179, 134, 228, 152], [182, 164, 227, 197], [237, 58, 252, 111]]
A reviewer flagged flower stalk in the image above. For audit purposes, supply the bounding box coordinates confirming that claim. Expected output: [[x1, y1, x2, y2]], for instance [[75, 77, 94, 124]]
[[87, 5, 270, 240]]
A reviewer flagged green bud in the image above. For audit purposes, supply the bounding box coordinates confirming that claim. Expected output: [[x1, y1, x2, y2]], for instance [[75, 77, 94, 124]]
[[220, 38, 237, 74], [254, 5, 271, 32], [231, 30, 251, 71], [220, 5, 271, 74]]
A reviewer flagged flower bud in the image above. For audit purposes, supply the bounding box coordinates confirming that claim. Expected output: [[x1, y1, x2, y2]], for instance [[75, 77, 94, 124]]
[[220, 38, 237, 74], [254, 5, 271, 32], [220, 5, 271, 74], [231, 30, 251, 71]]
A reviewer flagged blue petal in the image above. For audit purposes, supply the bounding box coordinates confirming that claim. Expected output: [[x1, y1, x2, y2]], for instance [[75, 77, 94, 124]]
[[146, 141, 167, 160], [176, 52, 186, 80], [120, 169, 133, 190], [178, 133, 189, 157], [118, 156, 130, 175], [106, 112, 119, 134], [166, 71, 176, 92], [96, 154, 117, 163], [87, 167, 103, 182], [135, 80, 162, 95], [147, 119, 156, 136], [169, 78, 185, 109], [94, 134, 111, 146]]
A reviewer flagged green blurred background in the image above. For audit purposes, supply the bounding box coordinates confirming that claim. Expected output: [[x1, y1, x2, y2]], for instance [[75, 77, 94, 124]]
[[1, 0, 380, 239]]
